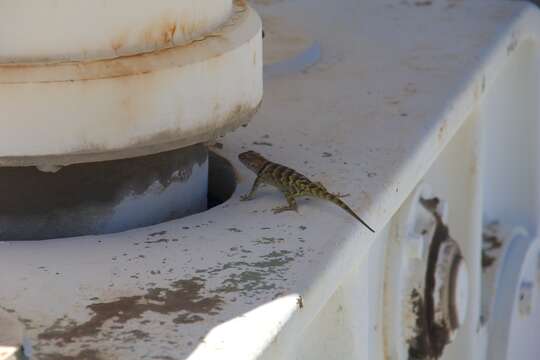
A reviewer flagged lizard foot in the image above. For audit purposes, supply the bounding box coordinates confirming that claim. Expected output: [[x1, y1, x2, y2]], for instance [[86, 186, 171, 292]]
[[240, 195, 253, 201], [272, 205, 298, 214]]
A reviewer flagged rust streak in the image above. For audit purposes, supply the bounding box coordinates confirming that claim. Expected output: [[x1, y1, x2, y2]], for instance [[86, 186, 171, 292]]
[[410, 197, 453, 359], [0, 0, 250, 83]]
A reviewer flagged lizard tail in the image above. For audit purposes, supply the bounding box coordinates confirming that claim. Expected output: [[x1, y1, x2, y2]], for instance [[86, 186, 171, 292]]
[[323, 192, 375, 233]]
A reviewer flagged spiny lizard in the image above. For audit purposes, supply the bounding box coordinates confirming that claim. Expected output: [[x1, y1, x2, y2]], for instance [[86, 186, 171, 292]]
[[238, 150, 375, 233]]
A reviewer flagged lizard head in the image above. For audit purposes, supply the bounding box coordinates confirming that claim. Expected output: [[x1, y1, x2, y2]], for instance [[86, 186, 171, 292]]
[[238, 150, 267, 173]]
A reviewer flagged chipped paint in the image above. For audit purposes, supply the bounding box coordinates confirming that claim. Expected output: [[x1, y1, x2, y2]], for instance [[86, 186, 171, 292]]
[[39, 278, 223, 343], [40, 349, 104, 360]]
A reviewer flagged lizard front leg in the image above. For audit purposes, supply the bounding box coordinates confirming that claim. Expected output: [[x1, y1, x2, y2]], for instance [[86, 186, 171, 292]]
[[241, 175, 264, 201], [272, 191, 298, 214]]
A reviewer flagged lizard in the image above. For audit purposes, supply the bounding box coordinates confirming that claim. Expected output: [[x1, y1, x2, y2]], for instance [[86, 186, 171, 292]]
[[238, 150, 375, 233]]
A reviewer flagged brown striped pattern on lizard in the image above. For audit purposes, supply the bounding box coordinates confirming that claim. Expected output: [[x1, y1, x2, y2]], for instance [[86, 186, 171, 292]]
[[238, 150, 375, 233]]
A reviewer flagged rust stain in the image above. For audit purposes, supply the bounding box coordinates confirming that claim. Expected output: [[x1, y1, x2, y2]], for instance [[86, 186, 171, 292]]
[[111, 40, 122, 53], [164, 23, 177, 44], [482, 223, 503, 269], [178, 18, 201, 41], [142, 18, 179, 49], [38, 277, 223, 343], [111, 33, 128, 53], [408, 289, 429, 359], [482, 252, 496, 268], [410, 197, 454, 359], [483, 233, 502, 250], [0, 0, 249, 84]]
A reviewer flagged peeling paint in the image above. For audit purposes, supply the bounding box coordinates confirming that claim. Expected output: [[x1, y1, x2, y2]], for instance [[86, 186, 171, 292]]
[[39, 277, 223, 343], [40, 349, 104, 360]]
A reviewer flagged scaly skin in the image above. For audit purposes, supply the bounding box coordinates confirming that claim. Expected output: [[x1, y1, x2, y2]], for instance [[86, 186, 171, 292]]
[[238, 150, 375, 233]]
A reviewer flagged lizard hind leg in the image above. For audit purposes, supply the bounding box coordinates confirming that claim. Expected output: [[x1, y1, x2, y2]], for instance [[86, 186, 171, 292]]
[[272, 192, 298, 214]]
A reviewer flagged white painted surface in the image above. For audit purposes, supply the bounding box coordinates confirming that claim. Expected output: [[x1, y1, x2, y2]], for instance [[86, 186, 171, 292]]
[[1, 0, 540, 359], [506, 237, 540, 360], [0, 309, 22, 360], [0, 1, 262, 166], [0, 0, 233, 62]]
